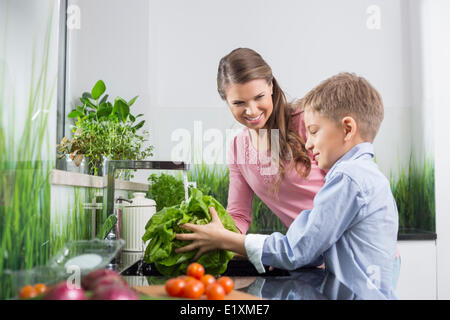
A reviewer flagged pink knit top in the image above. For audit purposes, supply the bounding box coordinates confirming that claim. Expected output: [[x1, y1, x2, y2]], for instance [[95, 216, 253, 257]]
[[226, 108, 326, 234]]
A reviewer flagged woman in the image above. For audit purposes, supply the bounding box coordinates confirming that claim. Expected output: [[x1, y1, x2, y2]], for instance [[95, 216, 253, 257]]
[[217, 48, 326, 236], [176, 48, 326, 268]]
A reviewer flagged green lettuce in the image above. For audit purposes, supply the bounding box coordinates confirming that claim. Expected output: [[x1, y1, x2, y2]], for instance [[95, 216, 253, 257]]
[[142, 188, 239, 276]]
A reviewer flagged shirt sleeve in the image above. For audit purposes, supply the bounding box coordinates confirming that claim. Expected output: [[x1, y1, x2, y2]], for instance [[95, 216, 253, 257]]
[[226, 136, 255, 234], [259, 172, 366, 270], [245, 234, 270, 273]]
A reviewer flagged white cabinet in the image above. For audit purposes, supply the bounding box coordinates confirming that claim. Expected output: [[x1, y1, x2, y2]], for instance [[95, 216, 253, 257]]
[[396, 240, 436, 300]]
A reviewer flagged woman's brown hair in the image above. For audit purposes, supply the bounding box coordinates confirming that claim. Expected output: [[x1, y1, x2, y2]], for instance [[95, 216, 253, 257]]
[[217, 48, 311, 196]]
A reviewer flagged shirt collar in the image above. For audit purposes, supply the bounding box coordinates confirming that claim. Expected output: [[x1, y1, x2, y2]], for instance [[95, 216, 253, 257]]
[[325, 142, 375, 180]]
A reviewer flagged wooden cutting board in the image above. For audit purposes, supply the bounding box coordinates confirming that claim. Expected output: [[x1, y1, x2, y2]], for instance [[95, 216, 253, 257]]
[[134, 285, 262, 300]]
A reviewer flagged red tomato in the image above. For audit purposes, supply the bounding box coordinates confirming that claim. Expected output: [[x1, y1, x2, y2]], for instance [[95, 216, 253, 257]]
[[186, 263, 205, 280], [34, 283, 48, 295], [19, 285, 38, 299], [217, 276, 234, 294], [178, 275, 197, 283], [183, 279, 205, 299], [200, 274, 216, 288], [206, 283, 225, 300], [165, 278, 186, 297]]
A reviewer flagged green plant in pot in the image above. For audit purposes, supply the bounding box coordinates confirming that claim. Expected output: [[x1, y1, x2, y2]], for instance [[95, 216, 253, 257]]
[[57, 80, 154, 176]]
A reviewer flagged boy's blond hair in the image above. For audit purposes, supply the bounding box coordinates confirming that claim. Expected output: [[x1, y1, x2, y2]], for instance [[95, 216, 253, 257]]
[[301, 72, 384, 142]]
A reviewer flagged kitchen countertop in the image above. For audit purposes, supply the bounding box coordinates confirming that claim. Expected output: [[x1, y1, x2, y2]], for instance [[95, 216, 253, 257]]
[[50, 169, 149, 191], [397, 227, 436, 240], [112, 228, 436, 300], [122, 270, 361, 300], [116, 253, 368, 300]]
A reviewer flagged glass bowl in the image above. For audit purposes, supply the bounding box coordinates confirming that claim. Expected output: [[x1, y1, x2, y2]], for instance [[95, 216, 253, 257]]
[[46, 239, 125, 274], [3, 266, 68, 299], [3, 240, 124, 299]]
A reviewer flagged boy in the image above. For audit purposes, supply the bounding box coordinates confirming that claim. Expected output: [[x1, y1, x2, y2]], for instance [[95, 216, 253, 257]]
[[176, 72, 399, 300]]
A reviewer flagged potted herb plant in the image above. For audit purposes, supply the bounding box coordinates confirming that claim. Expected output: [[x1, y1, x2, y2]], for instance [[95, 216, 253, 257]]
[[57, 80, 154, 176]]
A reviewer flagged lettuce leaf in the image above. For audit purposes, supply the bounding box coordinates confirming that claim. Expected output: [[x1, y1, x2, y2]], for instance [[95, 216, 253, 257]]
[[142, 188, 238, 276]]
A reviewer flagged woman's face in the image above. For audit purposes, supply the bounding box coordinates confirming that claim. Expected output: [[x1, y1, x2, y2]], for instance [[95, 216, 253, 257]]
[[225, 79, 273, 130]]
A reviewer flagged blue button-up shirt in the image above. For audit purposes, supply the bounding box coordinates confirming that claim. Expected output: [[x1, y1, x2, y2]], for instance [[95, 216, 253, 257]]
[[245, 143, 399, 299]]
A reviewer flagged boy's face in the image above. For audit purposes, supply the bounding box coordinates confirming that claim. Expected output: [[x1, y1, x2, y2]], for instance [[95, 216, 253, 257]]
[[304, 109, 348, 170]]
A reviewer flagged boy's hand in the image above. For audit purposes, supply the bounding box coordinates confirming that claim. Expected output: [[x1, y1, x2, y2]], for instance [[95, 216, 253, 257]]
[[175, 207, 227, 260]]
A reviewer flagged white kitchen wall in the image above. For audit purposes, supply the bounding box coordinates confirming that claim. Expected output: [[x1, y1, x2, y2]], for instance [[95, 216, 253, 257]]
[[424, 0, 450, 300], [146, 0, 417, 178], [396, 240, 436, 299], [65, 0, 151, 137], [66, 0, 419, 184]]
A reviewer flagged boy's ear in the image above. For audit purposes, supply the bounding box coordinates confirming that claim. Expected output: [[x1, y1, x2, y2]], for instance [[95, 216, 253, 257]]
[[342, 116, 357, 142]]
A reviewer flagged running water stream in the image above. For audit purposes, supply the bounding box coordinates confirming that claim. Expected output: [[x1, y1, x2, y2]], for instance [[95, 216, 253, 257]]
[[182, 170, 189, 202]]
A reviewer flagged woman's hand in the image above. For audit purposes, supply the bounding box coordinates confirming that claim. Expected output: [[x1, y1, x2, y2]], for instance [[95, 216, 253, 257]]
[[175, 207, 247, 260]]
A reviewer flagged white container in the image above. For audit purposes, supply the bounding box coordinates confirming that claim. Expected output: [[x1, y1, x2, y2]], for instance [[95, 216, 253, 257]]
[[122, 192, 156, 252]]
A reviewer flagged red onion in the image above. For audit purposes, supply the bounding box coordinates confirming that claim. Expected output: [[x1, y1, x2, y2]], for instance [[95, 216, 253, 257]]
[[90, 284, 138, 300], [81, 269, 123, 291], [43, 281, 87, 300], [90, 274, 128, 291]]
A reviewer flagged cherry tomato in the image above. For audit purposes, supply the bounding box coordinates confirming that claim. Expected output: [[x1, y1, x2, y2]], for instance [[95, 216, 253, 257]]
[[183, 279, 205, 299], [217, 276, 234, 294], [200, 274, 216, 288], [186, 263, 205, 280], [34, 283, 48, 295], [19, 285, 38, 299], [206, 283, 226, 300], [165, 278, 186, 297], [178, 275, 197, 283]]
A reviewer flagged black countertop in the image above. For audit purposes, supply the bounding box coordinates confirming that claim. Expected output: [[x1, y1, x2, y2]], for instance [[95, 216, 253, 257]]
[[397, 228, 436, 240], [115, 228, 436, 300], [118, 255, 370, 300]]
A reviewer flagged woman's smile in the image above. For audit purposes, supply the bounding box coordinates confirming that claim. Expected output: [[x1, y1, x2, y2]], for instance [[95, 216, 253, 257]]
[[244, 112, 264, 124]]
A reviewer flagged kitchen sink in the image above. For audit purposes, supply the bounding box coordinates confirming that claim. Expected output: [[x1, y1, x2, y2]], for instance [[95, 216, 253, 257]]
[[120, 258, 291, 277]]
